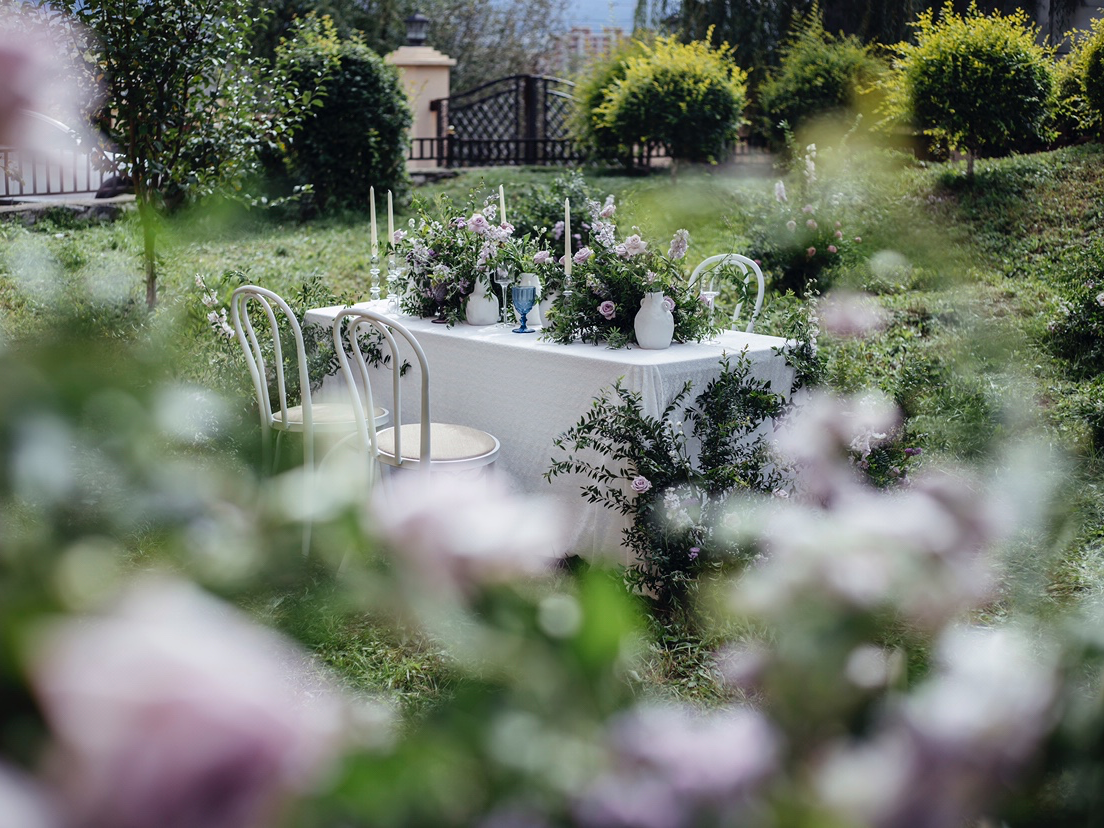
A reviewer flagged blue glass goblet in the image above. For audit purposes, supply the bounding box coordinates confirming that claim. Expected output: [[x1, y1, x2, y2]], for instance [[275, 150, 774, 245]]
[[511, 285, 537, 334]]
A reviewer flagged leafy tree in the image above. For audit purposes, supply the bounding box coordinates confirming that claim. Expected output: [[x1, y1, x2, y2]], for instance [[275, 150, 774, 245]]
[[276, 16, 413, 213], [758, 8, 884, 147], [38, 0, 322, 308], [593, 34, 748, 167], [417, 0, 566, 93], [880, 1, 1054, 175]]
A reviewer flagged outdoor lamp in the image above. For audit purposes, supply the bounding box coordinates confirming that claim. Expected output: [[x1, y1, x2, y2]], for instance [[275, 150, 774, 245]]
[[405, 13, 430, 47]]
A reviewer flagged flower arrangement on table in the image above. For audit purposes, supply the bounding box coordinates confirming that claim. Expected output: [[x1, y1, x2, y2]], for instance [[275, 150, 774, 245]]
[[542, 197, 716, 348], [392, 193, 517, 326]]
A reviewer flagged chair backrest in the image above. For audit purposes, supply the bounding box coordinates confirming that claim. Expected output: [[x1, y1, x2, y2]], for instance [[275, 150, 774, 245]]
[[688, 253, 765, 334], [230, 285, 313, 439], [332, 308, 431, 469]]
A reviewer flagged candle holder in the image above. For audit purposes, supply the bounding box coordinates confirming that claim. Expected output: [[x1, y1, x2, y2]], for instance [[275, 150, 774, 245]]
[[562, 274, 573, 300], [386, 254, 404, 314], [369, 253, 381, 302]]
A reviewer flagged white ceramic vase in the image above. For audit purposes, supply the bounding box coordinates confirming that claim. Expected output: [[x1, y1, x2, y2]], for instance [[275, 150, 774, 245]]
[[465, 278, 500, 326], [634, 291, 674, 349]]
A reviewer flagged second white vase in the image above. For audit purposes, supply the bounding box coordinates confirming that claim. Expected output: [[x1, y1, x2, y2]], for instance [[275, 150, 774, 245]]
[[633, 291, 674, 349]]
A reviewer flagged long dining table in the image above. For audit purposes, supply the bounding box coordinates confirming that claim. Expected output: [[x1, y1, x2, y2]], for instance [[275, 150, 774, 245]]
[[304, 301, 795, 559]]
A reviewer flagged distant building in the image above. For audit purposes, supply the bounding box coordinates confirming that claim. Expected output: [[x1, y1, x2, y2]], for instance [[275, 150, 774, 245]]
[[540, 26, 627, 78]]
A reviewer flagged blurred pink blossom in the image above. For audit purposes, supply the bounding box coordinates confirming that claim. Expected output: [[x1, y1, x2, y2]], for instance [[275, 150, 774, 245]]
[[819, 292, 888, 338], [806, 247, 816, 257], [368, 470, 564, 597], [27, 578, 348, 828]]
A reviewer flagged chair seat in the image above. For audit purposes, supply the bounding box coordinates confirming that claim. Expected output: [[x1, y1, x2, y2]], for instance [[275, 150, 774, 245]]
[[377, 423, 500, 463], [271, 403, 387, 432]]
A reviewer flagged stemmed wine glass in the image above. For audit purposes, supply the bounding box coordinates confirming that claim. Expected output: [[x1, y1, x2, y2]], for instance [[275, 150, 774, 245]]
[[511, 285, 537, 334], [700, 278, 720, 326], [430, 281, 448, 324], [494, 267, 512, 326]]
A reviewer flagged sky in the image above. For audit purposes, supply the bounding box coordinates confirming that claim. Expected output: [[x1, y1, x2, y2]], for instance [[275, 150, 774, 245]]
[[565, 0, 637, 31]]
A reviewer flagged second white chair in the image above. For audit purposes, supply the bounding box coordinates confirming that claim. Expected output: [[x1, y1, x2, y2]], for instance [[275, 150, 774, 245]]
[[332, 308, 500, 483], [689, 253, 765, 334]]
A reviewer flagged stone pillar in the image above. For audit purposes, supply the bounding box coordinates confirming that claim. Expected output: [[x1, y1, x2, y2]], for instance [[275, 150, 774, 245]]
[[385, 45, 455, 170]]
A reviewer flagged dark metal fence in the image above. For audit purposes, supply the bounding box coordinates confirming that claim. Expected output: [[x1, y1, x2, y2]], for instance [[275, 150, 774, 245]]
[[423, 74, 587, 168]]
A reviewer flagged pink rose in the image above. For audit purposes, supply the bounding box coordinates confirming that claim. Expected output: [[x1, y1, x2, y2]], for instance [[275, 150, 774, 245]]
[[631, 475, 652, 493], [807, 247, 816, 257], [574, 246, 594, 265], [598, 300, 616, 320], [828, 245, 838, 253], [533, 250, 551, 264], [467, 213, 490, 234], [806, 219, 817, 229]]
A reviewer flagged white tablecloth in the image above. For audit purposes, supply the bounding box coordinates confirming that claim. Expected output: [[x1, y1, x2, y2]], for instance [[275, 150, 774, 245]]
[[304, 301, 794, 558]]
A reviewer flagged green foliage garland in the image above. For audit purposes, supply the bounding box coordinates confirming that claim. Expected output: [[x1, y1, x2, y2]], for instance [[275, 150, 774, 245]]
[[547, 356, 787, 612]]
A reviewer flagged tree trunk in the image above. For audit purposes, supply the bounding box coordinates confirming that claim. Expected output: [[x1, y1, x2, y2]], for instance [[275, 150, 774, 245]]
[[139, 199, 158, 310]]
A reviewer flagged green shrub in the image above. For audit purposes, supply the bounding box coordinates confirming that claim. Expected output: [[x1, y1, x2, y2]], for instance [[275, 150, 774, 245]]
[[276, 16, 412, 214], [592, 34, 748, 166], [881, 2, 1055, 174], [757, 11, 884, 149], [1076, 16, 1104, 136], [571, 38, 649, 164]]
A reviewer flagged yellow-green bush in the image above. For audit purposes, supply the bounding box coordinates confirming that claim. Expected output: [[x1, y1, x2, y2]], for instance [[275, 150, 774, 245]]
[[880, 2, 1055, 173], [1078, 15, 1104, 134], [592, 34, 748, 165], [757, 11, 884, 149]]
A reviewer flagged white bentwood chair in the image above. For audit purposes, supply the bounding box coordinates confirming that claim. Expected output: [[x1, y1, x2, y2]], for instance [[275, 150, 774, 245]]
[[230, 286, 388, 552], [689, 253, 766, 334], [332, 307, 500, 485]]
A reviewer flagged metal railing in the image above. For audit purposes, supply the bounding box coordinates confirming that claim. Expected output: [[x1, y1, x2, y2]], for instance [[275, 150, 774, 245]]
[[0, 146, 116, 198]]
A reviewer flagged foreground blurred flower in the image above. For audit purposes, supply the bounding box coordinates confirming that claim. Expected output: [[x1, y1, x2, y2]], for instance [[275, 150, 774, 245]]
[[816, 625, 1057, 828], [367, 471, 565, 597], [25, 577, 350, 828], [576, 703, 779, 828], [0, 763, 59, 828]]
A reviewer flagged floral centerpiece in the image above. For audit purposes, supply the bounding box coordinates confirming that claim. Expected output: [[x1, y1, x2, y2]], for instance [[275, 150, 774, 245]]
[[543, 198, 715, 348], [392, 194, 517, 325]]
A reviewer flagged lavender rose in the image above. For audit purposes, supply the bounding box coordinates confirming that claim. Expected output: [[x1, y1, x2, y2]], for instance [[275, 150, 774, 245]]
[[631, 475, 651, 493], [598, 300, 616, 320], [533, 250, 552, 264], [467, 213, 490, 234], [574, 246, 594, 265]]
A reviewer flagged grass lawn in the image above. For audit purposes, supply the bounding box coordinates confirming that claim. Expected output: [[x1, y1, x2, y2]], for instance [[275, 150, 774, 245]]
[[1, 147, 1102, 714]]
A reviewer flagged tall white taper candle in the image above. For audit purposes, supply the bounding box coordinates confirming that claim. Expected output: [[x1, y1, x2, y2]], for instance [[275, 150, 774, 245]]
[[369, 186, 378, 257], [564, 198, 571, 276]]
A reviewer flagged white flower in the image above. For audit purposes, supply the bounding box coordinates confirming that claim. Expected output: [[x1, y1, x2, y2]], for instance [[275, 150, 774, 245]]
[[774, 181, 787, 202], [1096, 291, 1104, 308], [668, 229, 690, 260], [600, 196, 616, 218]]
